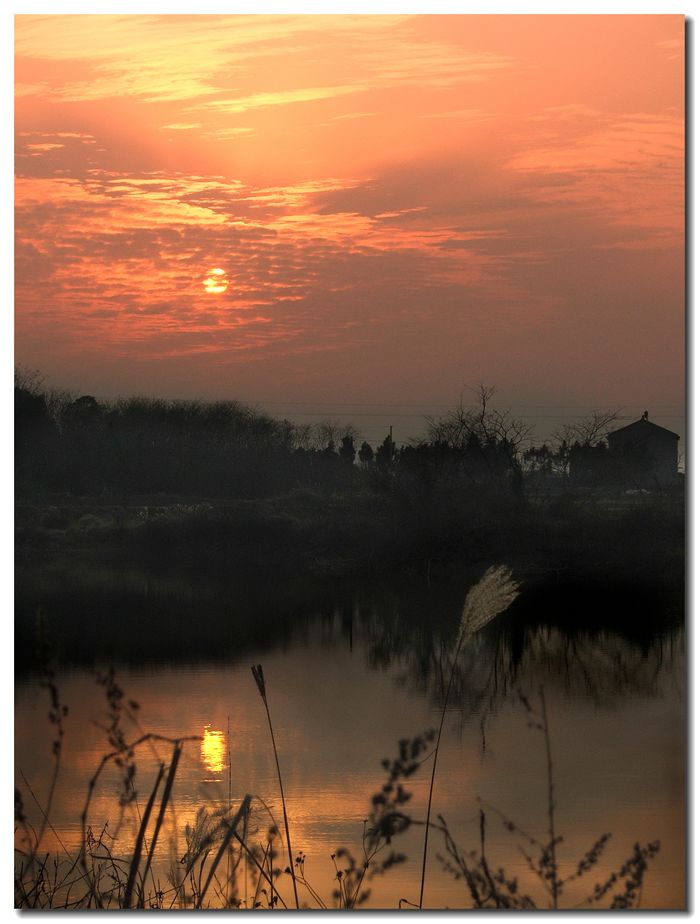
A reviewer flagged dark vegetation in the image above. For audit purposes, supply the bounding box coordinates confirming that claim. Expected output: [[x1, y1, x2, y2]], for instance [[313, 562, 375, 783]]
[[15, 370, 684, 583], [15, 369, 684, 682]]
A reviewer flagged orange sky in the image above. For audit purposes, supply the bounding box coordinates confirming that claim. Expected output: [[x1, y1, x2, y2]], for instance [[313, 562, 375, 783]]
[[14, 15, 685, 431]]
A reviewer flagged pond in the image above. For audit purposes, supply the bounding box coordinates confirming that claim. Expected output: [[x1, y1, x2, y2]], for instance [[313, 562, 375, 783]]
[[15, 563, 685, 909]]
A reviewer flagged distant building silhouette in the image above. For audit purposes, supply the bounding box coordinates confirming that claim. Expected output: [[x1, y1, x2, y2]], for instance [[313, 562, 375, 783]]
[[607, 414, 679, 485]]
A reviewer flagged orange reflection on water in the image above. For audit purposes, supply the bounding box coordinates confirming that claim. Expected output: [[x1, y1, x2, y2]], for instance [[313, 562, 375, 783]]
[[14, 631, 686, 909], [201, 725, 226, 775]]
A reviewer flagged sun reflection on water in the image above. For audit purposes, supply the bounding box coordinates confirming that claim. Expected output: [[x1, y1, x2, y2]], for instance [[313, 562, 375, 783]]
[[201, 725, 226, 775]]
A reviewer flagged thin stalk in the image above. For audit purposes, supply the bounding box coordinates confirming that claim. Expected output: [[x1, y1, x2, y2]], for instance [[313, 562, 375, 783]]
[[196, 795, 251, 908], [33, 754, 61, 858], [226, 714, 231, 906], [123, 762, 165, 908], [141, 741, 182, 903], [251, 665, 300, 909], [244, 812, 248, 909], [418, 627, 465, 909], [539, 686, 558, 909], [264, 695, 298, 908], [230, 827, 288, 909], [479, 809, 502, 907], [418, 565, 519, 909], [252, 840, 270, 909], [18, 769, 80, 868], [78, 732, 197, 907]]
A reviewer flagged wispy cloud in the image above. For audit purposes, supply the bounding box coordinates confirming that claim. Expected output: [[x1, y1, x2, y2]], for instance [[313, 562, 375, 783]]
[[15, 14, 685, 407], [15, 14, 512, 112], [193, 85, 360, 116]]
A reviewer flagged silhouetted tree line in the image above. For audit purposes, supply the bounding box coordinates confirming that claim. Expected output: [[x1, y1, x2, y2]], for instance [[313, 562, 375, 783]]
[[14, 369, 367, 497], [15, 384, 345, 498], [14, 370, 668, 502], [14, 372, 530, 503]]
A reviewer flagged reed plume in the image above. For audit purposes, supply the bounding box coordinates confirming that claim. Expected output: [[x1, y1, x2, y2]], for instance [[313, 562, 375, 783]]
[[458, 564, 520, 642], [418, 565, 520, 909]]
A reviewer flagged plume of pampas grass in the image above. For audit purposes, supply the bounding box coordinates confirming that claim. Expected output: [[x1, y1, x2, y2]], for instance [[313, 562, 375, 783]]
[[419, 565, 519, 909], [459, 565, 520, 641]]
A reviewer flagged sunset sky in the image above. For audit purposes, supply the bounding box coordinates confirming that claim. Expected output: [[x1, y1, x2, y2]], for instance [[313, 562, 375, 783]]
[[14, 14, 685, 442]]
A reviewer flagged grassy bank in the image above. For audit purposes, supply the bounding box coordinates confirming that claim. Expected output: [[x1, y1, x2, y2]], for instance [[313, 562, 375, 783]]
[[16, 484, 684, 578]]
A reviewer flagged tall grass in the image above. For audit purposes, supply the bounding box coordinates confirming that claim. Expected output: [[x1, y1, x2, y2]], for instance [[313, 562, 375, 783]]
[[15, 728, 254, 909], [15, 668, 254, 910], [251, 663, 300, 909], [418, 565, 519, 908]]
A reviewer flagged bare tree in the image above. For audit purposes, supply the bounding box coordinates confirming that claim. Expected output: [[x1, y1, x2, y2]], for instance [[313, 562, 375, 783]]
[[291, 422, 315, 451], [426, 385, 532, 455], [15, 366, 76, 429], [554, 409, 621, 449], [311, 420, 360, 451], [423, 386, 531, 498], [14, 365, 45, 394]]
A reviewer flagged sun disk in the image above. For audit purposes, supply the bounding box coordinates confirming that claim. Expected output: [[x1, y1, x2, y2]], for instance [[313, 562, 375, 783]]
[[203, 267, 228, 294]]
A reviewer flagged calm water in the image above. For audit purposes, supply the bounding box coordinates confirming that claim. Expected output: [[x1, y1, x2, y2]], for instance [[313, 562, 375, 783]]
[[15, 566, 685, 910]]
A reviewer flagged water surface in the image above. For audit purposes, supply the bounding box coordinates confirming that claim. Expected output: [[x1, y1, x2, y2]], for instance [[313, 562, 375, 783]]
[[15, 567, 685, 909]]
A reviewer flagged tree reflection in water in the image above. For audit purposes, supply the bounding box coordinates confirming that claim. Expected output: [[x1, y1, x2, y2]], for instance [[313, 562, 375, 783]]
[[356, 574, 682, 727]]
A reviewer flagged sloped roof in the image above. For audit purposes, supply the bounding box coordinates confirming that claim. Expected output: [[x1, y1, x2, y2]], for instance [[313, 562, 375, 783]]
[[608, 417, 679, 442]]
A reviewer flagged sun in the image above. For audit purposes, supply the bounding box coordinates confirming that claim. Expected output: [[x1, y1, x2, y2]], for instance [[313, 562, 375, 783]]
[[203, 267, 228, 294]]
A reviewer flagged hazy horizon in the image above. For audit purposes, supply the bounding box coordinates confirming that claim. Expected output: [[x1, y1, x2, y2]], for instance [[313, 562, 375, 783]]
[[15, 363, 687, 456]]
